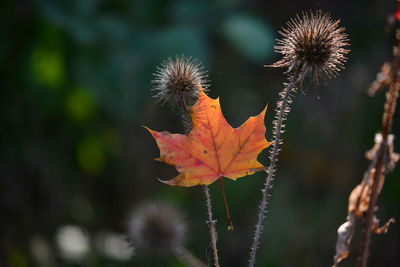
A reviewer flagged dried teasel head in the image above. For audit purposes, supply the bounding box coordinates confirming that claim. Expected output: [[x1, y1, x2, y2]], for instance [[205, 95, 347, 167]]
[[152, 56, 208, 107], [269, 10, 349, 82], [127, 202, 187, 254]]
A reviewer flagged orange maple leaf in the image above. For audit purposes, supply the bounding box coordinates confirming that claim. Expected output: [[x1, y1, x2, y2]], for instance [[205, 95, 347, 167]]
[[145, 86, 271, 187]]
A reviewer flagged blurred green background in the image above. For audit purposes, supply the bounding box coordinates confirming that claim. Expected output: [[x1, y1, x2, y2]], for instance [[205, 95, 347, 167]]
[[1, 0, 399, 266]]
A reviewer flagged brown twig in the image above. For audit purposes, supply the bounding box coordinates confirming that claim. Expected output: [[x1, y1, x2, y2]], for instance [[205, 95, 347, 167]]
[[359, 32, 400, 266], [333, 15, 400, 267], [358, 144, 386, 267]]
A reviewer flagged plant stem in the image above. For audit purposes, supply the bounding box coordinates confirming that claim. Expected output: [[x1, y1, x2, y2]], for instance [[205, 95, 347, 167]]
[[359, 48, 400, 267], [181, 92, 220, 267], [358, 143, 386, 267], [249, 69, 303, 267], [219, 177, 233, 230], [203, 185, 220, 267], [174, 247, 208, 267]]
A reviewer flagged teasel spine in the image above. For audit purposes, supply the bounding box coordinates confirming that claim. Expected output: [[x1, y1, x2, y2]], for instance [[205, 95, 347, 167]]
[[152, 56, 208, 130]]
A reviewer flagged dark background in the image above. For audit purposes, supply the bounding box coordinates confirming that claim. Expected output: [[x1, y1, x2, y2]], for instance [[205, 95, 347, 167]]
[[1, 0, 399, 266]]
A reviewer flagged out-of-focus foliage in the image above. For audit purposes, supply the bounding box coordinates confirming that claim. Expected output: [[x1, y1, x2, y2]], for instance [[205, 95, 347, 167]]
[[1, 0, 399, 266], [222, 14, 274, 62]]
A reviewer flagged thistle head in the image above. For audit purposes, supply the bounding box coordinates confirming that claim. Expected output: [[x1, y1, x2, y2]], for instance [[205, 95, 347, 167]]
[[127, 202, 187, 254], [152, 56, 208, 107], [269, 10, 349, 82]]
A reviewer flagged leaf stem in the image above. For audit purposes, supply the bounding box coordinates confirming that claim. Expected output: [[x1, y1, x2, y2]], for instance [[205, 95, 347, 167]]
[[219, 177, 234, 230]]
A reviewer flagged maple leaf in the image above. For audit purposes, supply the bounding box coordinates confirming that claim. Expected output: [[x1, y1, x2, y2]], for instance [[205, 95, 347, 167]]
[[145, 86, 271, 187]]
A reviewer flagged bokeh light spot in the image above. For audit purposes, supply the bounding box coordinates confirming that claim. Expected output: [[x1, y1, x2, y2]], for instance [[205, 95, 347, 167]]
[[65, 88, 96, 122], [56, 225, 89, 261], [95, 232, 133, 261], [9, 250, 28, 267], [77, 136, 106, 175], [31, 47, 65, 89]]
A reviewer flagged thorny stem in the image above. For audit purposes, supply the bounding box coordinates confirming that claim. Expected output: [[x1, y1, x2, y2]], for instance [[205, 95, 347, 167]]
[[203, 185, 220, 267], [249, 67, 305, 267]]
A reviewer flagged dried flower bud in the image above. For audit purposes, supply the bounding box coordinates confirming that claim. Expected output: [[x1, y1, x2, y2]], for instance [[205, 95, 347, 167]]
[[152, 56, 208, 107], [127, 202, 187, 254], [269, 10, 349, 82]]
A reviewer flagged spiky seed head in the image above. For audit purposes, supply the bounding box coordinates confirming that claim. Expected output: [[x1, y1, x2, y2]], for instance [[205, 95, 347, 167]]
[[152, 56, 208, 107], [127, 202, 187, 254], [269, 10, 349, 82]]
